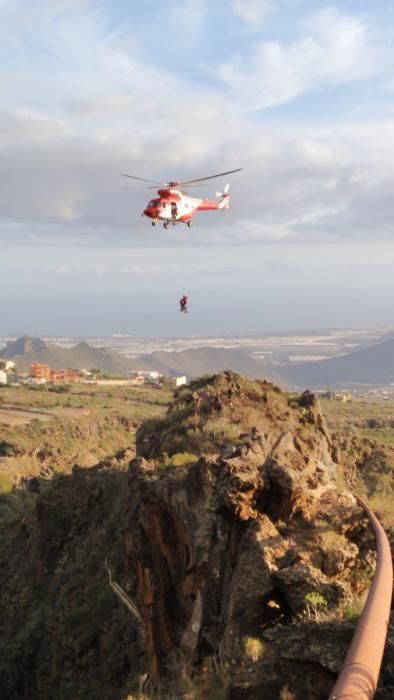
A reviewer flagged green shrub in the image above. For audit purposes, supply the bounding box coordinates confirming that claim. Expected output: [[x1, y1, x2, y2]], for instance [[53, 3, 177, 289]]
[[202, 418, 240, 443], [166, 452, 198, 468], [369, 491, 394, 523], [0, 473, 12, 493], [304, 592, 328, 619], [243, 636, 265, 661], [342, 595, 366, 623], [0, 441, 16, 457]]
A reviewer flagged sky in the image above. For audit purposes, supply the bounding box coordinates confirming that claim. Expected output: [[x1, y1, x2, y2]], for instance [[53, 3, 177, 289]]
[[2, 0, 394, 335]]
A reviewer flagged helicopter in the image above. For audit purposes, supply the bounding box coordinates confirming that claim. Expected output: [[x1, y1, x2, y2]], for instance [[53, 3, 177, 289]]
[[121, 168, 243, 228]]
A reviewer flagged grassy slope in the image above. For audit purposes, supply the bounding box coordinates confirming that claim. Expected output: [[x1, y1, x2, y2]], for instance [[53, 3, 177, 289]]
[[0, 467, 143, 700], [0, 382, 172, 700], [322, 397, 394, 525], [0, 383, 172, 488]]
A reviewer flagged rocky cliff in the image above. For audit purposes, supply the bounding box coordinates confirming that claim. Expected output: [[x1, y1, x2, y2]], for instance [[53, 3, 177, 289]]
[[0, 373, 391, 700], [122, 373, 385, 698]]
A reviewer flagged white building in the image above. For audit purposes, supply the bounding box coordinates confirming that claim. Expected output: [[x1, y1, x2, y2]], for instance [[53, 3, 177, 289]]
[[0, 370, 7, 385], [174, 376, 187, 387], [129, 370, 161, 380]]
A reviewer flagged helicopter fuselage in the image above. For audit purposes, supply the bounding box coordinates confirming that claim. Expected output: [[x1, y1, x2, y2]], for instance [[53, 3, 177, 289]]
[[143, 187, 230, 227]]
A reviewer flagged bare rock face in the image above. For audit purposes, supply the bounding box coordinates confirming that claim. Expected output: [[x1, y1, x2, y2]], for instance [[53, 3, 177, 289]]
[[319, 539, 359, 577], [123, 373, 374, 698], [272, 563, 350, 615]]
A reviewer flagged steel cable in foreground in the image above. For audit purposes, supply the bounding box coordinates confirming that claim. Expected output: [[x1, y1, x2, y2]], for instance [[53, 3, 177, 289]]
[[329, 496, 393, 700]]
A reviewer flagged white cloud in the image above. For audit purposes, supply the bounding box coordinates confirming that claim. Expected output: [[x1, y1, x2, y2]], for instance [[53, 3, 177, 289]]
[[3, 109, 394, 249], [168, 0, 209, 42], [54, 260, 163, 277], [216, 7, 380, 110], [1, 1, 394, 255], [0, 0, 245, 237], [232, 0, 272, 26]]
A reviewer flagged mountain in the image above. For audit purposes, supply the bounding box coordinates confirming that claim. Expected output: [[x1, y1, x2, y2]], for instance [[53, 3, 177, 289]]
[[137, 346, 285, 382], [0, 336, 138, 374], [0, 337, 48, 358], [281, 336, 394, 388], [1, 337, 285, 380]]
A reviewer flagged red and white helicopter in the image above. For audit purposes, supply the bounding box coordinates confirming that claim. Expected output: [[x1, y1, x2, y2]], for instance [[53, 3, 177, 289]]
[[121, 168, 242, 228]]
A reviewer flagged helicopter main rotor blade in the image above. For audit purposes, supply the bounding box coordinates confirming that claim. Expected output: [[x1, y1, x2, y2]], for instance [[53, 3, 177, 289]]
[[120, 173, 163, 185], [146, 183, 210, 189], [177, 168, 243, 186]]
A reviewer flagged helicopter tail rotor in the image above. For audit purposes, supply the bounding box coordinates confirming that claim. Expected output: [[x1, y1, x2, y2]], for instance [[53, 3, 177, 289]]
[[216, 183, 230, 197], [216, 184, 230, 209]]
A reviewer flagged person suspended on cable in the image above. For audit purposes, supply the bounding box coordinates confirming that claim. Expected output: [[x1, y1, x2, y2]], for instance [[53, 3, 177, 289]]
[[180, 295, 189, 313]]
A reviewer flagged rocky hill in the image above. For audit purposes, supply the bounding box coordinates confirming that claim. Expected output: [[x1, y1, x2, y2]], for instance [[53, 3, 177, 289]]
[[138, 346, 283, 382], [282, 336, 394, 388], [6, 333, 394, 387], [1, 373, 391, 699], [0, 336, 139, 374], [1, 337, 284, 381]]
